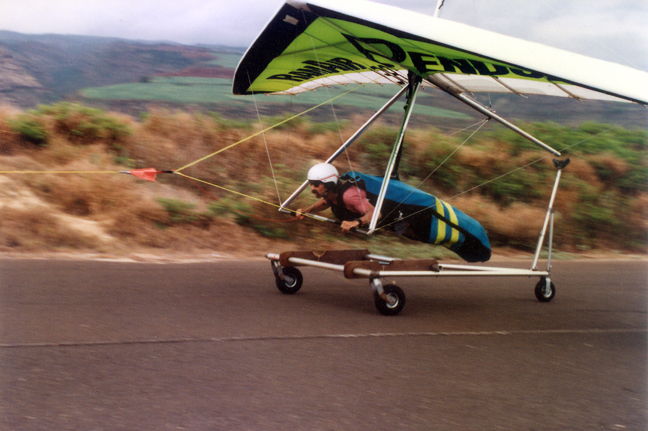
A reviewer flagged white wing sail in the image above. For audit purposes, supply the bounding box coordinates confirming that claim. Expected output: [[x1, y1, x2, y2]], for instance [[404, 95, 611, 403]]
[[233, 0, 648, 105]]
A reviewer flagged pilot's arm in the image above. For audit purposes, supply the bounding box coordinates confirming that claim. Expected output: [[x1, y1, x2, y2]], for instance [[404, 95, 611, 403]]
[[296, 199, 330, 219], [340, 203, 377, 231]]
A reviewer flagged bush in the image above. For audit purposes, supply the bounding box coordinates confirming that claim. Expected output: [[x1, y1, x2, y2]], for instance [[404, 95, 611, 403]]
[[9, 115, 48, 146], [36, 103, 133, 144], [157, 198, 212, 227]]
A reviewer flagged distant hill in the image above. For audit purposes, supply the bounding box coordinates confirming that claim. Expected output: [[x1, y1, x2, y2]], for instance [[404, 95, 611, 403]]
[[0, 30, 645, 129], [0, 31, 242, 107]]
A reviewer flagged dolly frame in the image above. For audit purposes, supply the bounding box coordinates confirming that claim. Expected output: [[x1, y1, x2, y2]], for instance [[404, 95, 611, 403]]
[[267, 157, 567, 315]]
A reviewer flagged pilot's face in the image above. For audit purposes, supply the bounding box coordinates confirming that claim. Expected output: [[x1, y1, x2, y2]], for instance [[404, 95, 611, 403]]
[[310, 181, 327, 198]]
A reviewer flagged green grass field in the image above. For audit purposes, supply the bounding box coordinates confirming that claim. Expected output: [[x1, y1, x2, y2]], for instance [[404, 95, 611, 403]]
[[80, 77, 471, 120], [208, 52, 244, 68]]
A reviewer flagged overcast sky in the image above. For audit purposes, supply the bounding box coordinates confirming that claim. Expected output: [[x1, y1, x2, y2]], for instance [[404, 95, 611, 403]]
[[0, 0, 646, 71]]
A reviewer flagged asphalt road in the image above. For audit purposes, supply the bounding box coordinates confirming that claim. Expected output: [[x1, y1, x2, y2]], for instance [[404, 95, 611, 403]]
[[0, 258, 646, 431]]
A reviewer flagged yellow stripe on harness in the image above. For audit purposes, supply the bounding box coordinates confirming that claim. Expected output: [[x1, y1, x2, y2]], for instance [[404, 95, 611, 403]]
[[434, 198, 446, 244], [444, 201, 460, 246]]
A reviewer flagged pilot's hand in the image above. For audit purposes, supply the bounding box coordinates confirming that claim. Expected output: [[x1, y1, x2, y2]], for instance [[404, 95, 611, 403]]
[[295, 208, 306, 219], [341, 220, 361, 232]]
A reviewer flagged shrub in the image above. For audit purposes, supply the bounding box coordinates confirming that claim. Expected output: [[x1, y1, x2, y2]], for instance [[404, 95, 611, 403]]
[[157, 198, 212, 227], [37, 103, 133, 144], [9, 115, 48, 146]]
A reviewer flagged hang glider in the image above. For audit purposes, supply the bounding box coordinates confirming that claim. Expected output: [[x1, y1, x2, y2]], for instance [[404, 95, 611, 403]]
[[233, 0, 648, 106], [234, 1, 647, 315]]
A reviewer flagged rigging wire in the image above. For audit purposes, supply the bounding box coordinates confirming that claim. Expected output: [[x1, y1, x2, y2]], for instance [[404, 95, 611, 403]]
[[309, 35, 359, 179], [174, 171, 285, 210], [248, 70, 282, 206], [421, 119, 488, 180]]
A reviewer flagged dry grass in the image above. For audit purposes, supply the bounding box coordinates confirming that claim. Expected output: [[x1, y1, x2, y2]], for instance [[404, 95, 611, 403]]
[[0, 207, 102, 251], [0, 104, 645, 257], [452, 194, 545, 244], [0, 105, 22, 154]]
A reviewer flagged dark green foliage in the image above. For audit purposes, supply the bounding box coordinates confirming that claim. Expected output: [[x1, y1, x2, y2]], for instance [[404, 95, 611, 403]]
[[250, 224, 289, 239], [209, 198, 288, 238], [157, 198, 198, 224], [481, 168, 542, 205], [571, 188, 622, 245], [34, 103, 133, 143], [157, 198, 212, 227], [209, 199, 252, 225], [9, 115, 48, 146]]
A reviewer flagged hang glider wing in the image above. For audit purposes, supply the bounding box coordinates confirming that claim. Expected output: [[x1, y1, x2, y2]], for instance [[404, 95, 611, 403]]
[[233, 0, 648, 105]]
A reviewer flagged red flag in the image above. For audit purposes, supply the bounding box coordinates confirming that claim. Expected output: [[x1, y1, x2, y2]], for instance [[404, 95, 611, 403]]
[[129, 168, 159, 182]]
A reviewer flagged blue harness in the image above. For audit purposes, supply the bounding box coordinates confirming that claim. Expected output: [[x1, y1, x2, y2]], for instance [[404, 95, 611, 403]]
[[341, 172, 491, 262]]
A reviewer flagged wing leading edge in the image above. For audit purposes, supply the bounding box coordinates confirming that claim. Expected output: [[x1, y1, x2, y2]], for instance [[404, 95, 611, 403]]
[[233, 0, 648, 105]]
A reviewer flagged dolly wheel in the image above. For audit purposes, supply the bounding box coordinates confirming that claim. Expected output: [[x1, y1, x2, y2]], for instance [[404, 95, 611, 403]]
[[275, 266, 303, 294], [534, 277, 556, 302], [375, 284, 406, 316]]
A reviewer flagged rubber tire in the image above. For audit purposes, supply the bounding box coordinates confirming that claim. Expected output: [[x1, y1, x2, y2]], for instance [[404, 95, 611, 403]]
[[534, 277, 556, 302], [275, 266, 303, 294], [374, 284, 406, 316]]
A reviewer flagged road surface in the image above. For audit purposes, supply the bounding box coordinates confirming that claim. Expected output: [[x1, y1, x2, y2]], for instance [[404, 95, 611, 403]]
[[1, 258, 646, 430]]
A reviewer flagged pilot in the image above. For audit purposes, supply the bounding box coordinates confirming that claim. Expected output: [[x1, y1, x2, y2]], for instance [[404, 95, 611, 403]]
[[296, 163, 379, 232]]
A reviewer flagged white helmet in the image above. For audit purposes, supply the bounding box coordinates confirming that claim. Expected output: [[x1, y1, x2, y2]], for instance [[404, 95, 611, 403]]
[[307, 163, 339, 185]]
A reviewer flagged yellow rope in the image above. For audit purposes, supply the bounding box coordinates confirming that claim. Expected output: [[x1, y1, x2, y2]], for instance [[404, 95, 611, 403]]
[[0, 170, 120, 174], [174, 86, 360, 172], [174, 171, 281, 208], [174, 171, 325, 223]]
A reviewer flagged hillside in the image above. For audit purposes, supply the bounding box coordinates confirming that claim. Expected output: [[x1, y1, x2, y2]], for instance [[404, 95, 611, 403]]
[[0, 31, 240, 107], [0, 103, 646, 260]]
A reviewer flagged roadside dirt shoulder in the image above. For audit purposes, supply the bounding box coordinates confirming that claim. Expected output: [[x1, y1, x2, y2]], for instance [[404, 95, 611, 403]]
[[0, 247, 645, 264]]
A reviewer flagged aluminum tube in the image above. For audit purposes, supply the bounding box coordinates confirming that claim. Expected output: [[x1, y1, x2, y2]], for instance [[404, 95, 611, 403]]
[[353, 268, 549, 278], [369, 80, 421, 233], [284, 256, 346, 272], [547, 210, 555, 271], [279, 180, 310, 211], [438, 264, 551, 273], [532, 169, 563, 270], [277, 209, 368, 234], [366, 254, 401, 262], [434, 0, 444, 17]]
